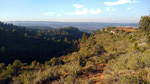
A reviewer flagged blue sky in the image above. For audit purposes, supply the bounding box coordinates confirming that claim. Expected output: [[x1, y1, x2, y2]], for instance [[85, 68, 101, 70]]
[[0, 0, 149, 23]]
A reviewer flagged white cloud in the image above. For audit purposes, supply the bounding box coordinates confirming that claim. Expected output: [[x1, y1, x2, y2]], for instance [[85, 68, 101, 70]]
[[43, 12, 54, 16], [67, 4, 102, 15], [73, 4, 84, 8], [89, 9, 101, 14], [68, 8, 101, 15], [104, 0, 138, 6], [127, 8, 132, 10]]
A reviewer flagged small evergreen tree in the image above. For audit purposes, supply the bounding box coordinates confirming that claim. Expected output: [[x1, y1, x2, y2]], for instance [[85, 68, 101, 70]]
[[139, 15, 150, 46], [81, 33, 87, 43], [12, 60, 22, 74], [91, 44, 107, 56], [31, 60, 38, 67]]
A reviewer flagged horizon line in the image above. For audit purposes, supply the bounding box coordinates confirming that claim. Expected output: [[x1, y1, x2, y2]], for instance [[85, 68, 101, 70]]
[[2, 20, 139, 24]]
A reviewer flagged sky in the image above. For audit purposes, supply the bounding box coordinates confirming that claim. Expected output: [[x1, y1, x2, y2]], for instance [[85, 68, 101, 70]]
[[0, 0, 149, 23]]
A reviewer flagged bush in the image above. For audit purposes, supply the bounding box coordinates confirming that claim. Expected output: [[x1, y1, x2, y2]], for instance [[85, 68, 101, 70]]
[[12, 71, 36, 84], [126, 35, 132, 39], [12, 60, 22, 74], [131, 43, 139, 50], [45, 57, 64, 66], [45, 61, 51, 66], [31, 60, 41, 68], [99, 54, 109, 63], [130, 38, 136, 43], [3, 60, 22, 77], [104, 50, 150, 84], [120, 76, 139, 84], [31, 60, 38, 67], [137, 69, 148, 82], [139, 15, 150, 46], [91, 43, 107, 56], [12, 65, 62, 84], [6, 64, 16, 76], [50, 57, 60, 66]]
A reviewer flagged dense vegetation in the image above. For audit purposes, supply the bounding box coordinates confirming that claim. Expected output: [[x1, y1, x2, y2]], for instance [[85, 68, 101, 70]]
[[139, 15, 150, 46], [0, 22, 85, 64], [0, 15, 150, 84]]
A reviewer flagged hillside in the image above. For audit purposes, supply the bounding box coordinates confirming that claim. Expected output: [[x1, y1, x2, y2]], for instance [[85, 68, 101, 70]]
[[0, 22, 85, 64], [5, 21, 138, 31], [0, 25, 147, 84], [0, 15, 150, 84]]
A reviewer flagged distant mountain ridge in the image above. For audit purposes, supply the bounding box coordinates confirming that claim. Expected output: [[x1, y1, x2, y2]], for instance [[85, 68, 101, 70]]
[[5, 21, 138, 31]]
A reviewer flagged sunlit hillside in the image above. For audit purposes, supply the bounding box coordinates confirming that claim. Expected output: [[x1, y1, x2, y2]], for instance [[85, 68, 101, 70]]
[[0, 0, 149, 84]]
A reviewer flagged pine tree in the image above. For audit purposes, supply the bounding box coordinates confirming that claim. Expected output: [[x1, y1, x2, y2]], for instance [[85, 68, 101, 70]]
[[81, 33, 87, 42], [139, 15, 150, 46]]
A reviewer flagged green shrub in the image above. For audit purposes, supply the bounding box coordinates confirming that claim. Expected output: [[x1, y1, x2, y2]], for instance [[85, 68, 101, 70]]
[[99, 54, 110, 63], [31, 60, 38, 67], [137, 69, 148, 82], [12, 60, 22, 74], [3, 60, 22, 77], [45, 57, 64, 66], [132, 43, 139, 50], [91, 43, 107, 56], [104, 49, 150, 84], [12, 71, 36, 84], [50, 57, 60, 65], [86, 61, 94, 66], [126, 35, 132, 39], [45, 61, 51, 66], [62, 61, 82, 76], [120, 75, 139, 84], [130, 38, 136, 43], [12, 65, 62, 84], [88, 56, 99, 63], [6, 64, 16, 76]]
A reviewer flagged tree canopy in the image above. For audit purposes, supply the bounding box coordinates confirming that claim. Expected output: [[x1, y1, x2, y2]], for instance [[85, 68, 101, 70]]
[[139, 15, 150, 46]]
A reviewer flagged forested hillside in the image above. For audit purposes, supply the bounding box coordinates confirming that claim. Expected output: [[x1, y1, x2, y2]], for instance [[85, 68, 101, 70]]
[[0, 22, 85, 64], [0, 15, 150, 84]]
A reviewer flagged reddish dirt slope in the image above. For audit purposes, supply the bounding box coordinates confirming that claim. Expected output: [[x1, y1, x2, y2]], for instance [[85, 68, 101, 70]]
[[117, 28, 140, 32]]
